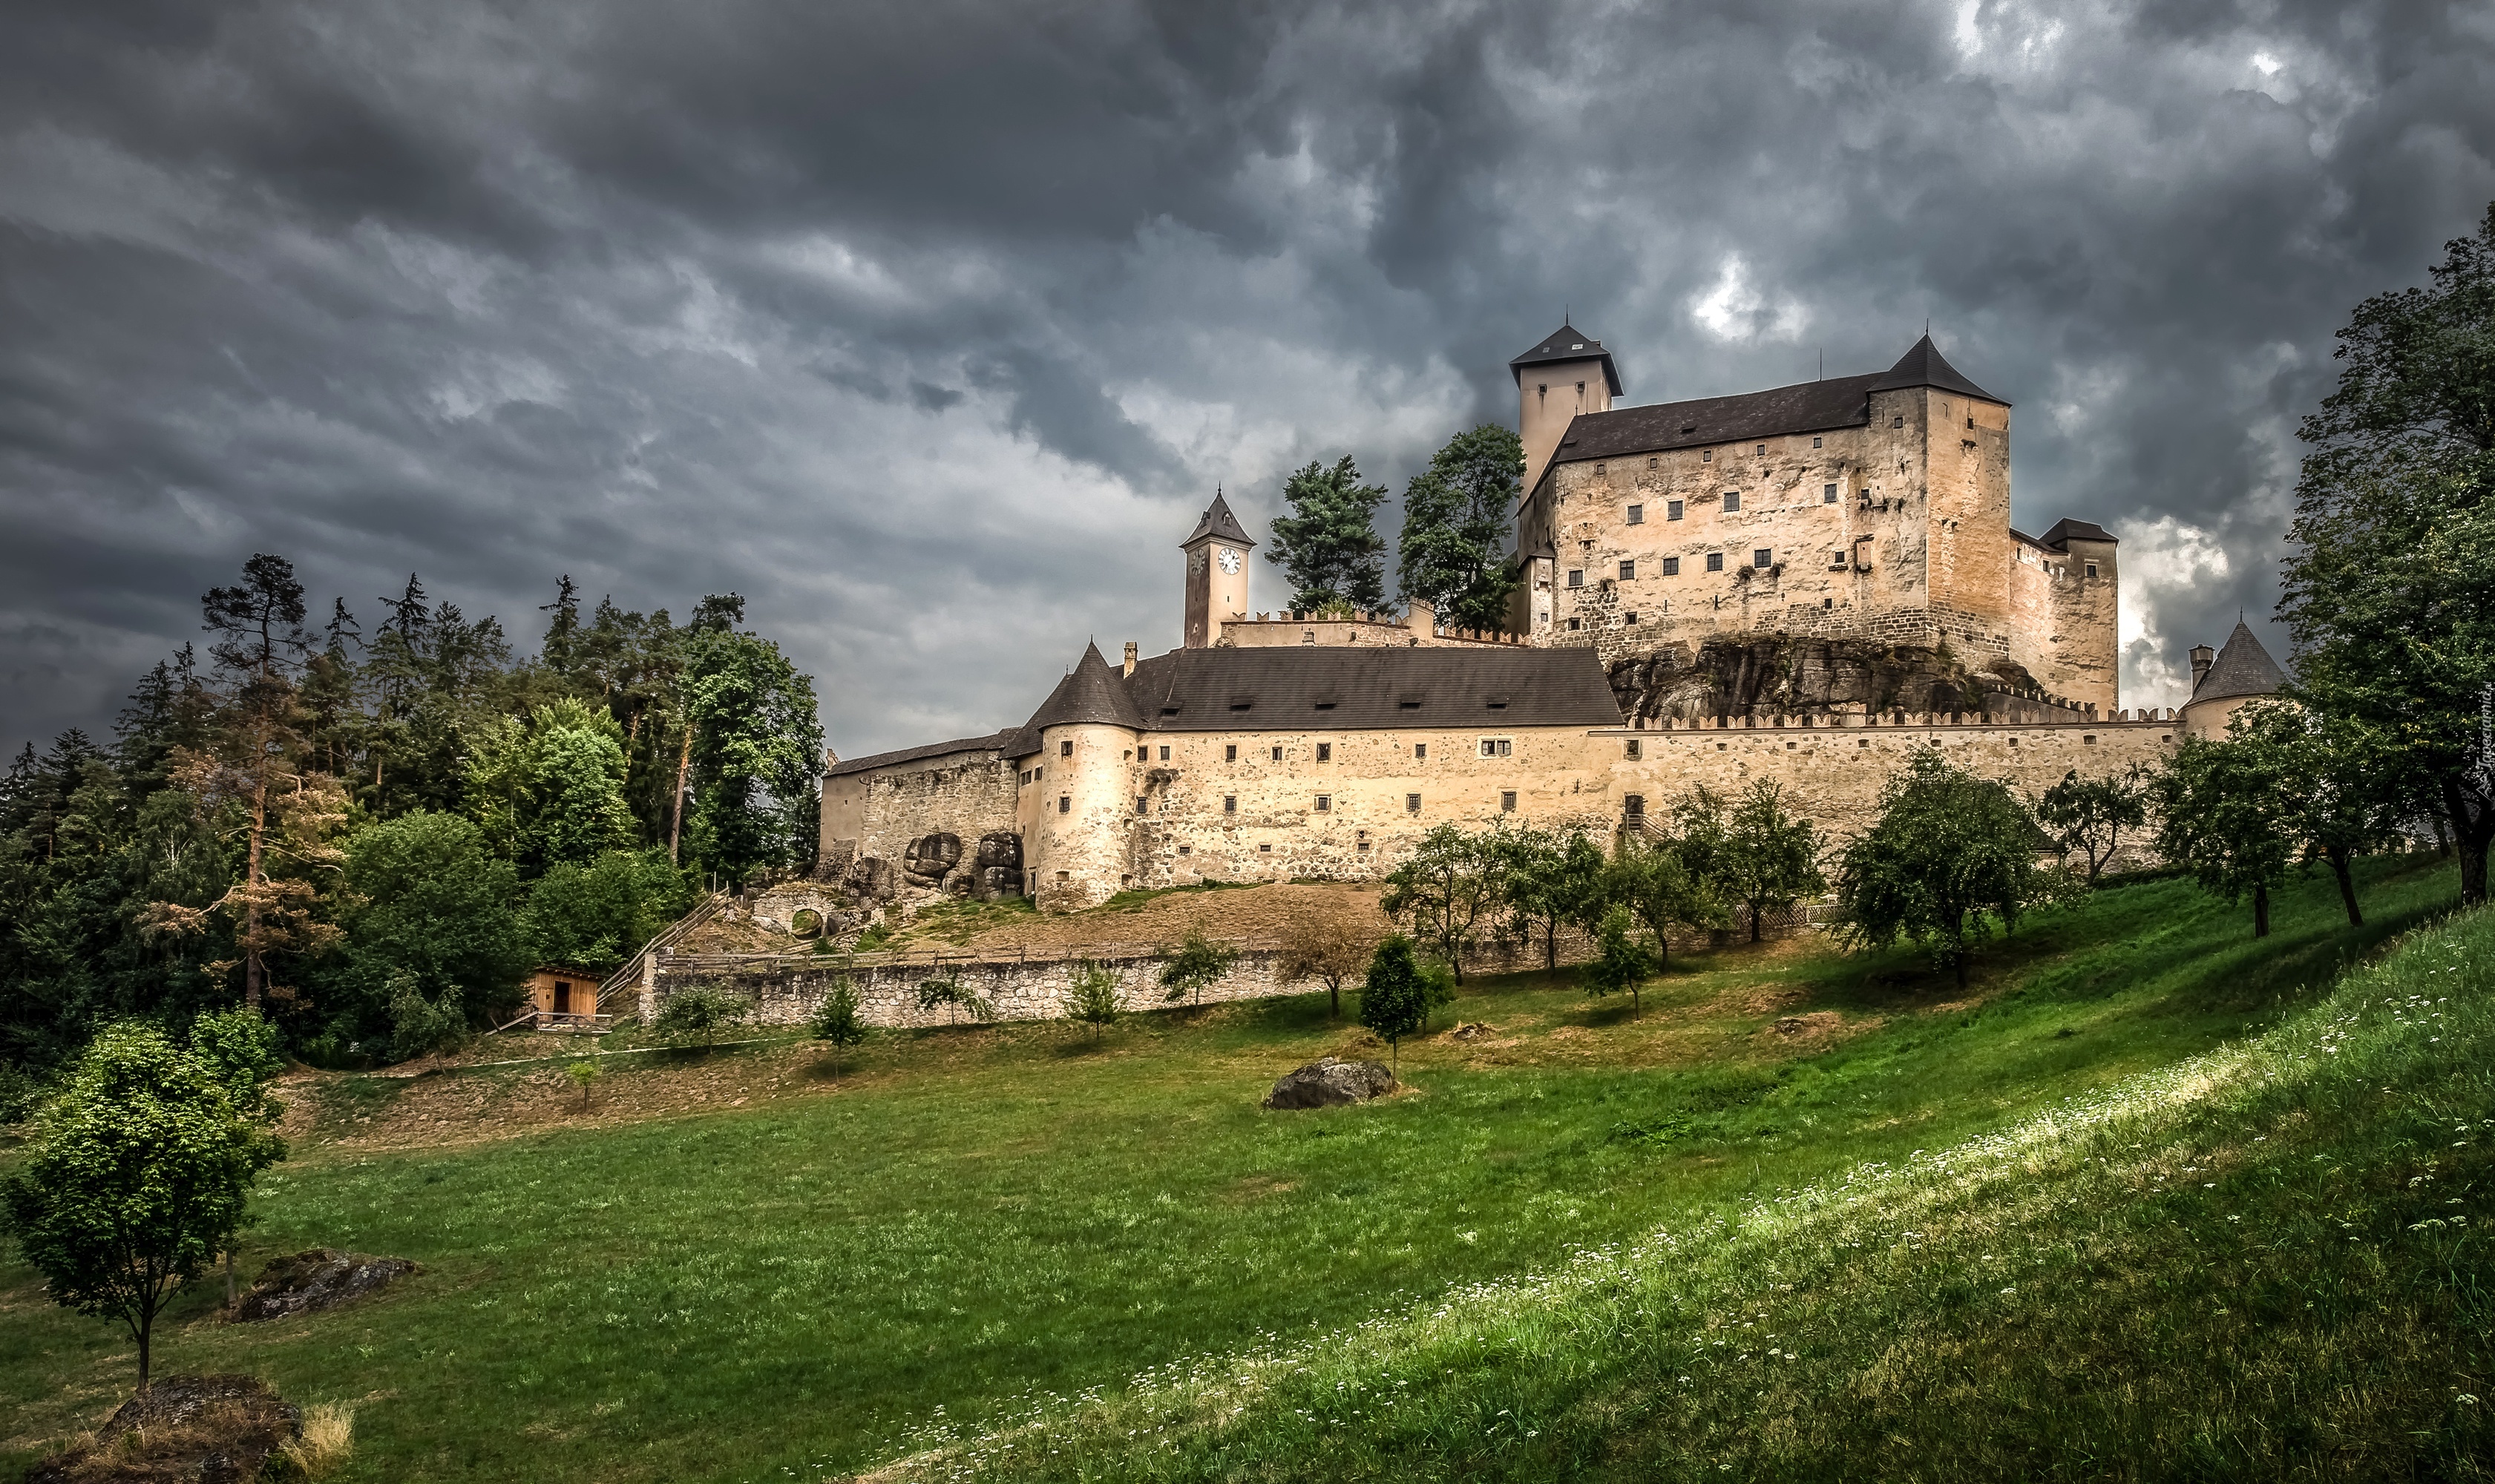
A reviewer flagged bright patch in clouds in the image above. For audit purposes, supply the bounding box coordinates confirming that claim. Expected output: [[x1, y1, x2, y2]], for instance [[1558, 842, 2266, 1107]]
[[2119, 516, 2235, 708], [1689, 256, 1808, 345]]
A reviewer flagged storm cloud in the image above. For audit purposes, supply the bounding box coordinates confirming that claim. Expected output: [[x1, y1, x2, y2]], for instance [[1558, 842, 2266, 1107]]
[[3, 0, 2491, 758]]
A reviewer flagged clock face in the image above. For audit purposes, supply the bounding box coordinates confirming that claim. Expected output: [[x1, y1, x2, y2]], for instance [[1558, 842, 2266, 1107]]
[[1217, 548, 1241, 574]]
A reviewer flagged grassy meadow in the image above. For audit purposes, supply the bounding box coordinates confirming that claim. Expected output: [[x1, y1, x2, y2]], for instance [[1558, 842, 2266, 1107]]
[[0, 855, 2471, 1483]]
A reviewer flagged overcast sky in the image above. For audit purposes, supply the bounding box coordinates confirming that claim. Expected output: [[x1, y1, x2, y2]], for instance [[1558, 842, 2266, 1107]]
[[4, 0, 2491, 762]]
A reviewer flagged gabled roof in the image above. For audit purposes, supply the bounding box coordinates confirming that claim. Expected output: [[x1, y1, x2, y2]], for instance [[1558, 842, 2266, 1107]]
[[1181, 491, 1255, 549], [1020, 642, 1149, 732], [2189, 622, 2286, 708], [1509, 322, 1624, 397], [1118, 645, 1622, 735], [826, 729, 1019, 779], [2039, 518, 2117, 550], [1867, 334, 2002, 404], [1539, 335, 2005, 473]]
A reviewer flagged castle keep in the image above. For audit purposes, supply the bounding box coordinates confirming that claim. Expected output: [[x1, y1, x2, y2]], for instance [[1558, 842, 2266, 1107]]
[[819, 328, 2215, 916]]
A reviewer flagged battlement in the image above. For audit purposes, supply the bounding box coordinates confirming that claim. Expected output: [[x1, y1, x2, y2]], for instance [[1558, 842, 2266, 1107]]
[[1616, 706, 2180, 732]]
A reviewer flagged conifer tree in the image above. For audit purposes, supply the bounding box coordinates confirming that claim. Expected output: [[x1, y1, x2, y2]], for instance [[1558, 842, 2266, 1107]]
[[1266, 457, 1389, 613]]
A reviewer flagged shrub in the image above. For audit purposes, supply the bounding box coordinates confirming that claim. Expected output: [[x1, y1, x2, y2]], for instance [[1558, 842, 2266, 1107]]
[[915, 979, 995, 1025], [1158, 930, 1239, 1005], [654, 985, 750, 1045], [1064, 962, 1123, 1042]]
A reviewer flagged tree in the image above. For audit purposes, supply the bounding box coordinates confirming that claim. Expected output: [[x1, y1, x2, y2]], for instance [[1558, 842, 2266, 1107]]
[[2033, 765, 2151, 885], [519, 850, 689, 975], [1397, 425, 1526, 633], [655, 985, 752, 1045], [1357, 936, 1431, 1069], [2278, 202, 2495, 905], [1719, 781, 1828, 942], [1159, 930, 1239, 1005], [1582, 904, 1659, 1018], [1380, 824, 1506, 982], [1599, 833, 1720, 974], [1498, 826, 1604, 971], [1063, 961, 1123, 1043], [2152, 732, 2301, 938], [2, 1022, 284, 1391], [914, 978, 994, 1025], [810, 975, 868, 1074], [183, 1007, 286, 1305], [1835, 752, 2079, 989], [565, 1057, 601, 1112], [681, 603, 824, 882], [330, 812, 529, 1057], [465, 698, 637, 875], [1266, 457, 1389, 613], [2237, 704, 2404, 927], [1275, 918, 1371, 1020]]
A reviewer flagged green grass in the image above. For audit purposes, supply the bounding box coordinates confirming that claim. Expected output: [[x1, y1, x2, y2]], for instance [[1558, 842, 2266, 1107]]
[[0, 856, 2464, 1483]]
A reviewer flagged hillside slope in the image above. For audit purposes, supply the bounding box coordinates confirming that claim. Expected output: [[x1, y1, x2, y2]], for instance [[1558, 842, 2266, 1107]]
[[881, 899, 2494, 1482]]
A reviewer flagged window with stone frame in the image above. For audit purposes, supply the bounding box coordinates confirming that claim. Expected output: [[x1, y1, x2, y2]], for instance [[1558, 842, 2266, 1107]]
[[1058, 795, 1069, 813], [1567, 569, 1584, 588], [1823, 483, 1837, 503], [1754, 548, 1773, 568], [1225, 743, 1236, 761], [1619, 559, 1636, 580], [1414, 743, 1426, 759], [1060, 740, 1072, 757], [1479, 738, 1512, 758], [1314, 795, 1331, 812], [1406, 792, 1421, 812], [1271, 746, 1283, 761], [1501, 791, 1518, 812], [1224, 795, 1236, 813], [1668, 499, 1685, 520], [1706, 552, 1725, 572], [1662, 556, 1680, 577], [1724, 491, 1740, 511], [1627, 504, 1644, 525], [1316, 743, 1331, 761]]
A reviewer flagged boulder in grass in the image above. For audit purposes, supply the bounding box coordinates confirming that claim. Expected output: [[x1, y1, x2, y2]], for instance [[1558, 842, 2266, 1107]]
[[24, 1373, 299, 1484], [232, 1248, 417, 1322], [1262, 1057, 1397, 1109]]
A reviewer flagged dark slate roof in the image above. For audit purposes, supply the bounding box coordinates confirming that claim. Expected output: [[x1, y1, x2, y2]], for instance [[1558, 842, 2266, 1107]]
[[1020, 642, 1150, 732], [827, 729, 1017, 778], [1544, 335, 2005, 471], [1509, 322, 1624, 396], [2189, 622, 2286, 707], [1181, 491, 1256, 548], [1866, 334, 2001, 404], [1115, 644, 1623, 735], [2039, 518, 2117, 549]]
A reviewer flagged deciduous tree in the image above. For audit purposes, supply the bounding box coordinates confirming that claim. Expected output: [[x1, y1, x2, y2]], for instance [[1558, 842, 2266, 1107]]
[[1719, 781, 1828, 941], [1836, 752, 2077, 988], [1357, 935, 1430, 1069], [2033, 765, 2151, 885], [1275, 919, 1371, 1020], [1397, 425, 1526, 633], [1063, 961, 1123, 1043], [1498, 826, 1604, 971], [1159, 930, 1239, 1005], [2152, 733, 2300, 938], [1380, 824, 1507, 982], [1582, 904, 1659, 1018]]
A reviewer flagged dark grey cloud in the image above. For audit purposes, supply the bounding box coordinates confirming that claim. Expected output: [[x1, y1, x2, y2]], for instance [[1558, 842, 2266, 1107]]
[[3, 0, 2491, 758]]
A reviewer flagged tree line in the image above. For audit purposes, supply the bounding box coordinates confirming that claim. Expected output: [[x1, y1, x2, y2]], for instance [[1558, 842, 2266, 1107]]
[[0, 556, 822, 1086], [1265, 424, 1527, 631]]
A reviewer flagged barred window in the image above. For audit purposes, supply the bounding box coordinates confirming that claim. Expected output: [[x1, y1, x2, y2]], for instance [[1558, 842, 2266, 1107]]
[[1406, 792, 1422, 812]]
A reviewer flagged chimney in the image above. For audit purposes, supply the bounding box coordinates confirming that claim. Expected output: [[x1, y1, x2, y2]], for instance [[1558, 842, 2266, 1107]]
[[2188, 643, 2214, 695], [1121, 640, 1138, 678]]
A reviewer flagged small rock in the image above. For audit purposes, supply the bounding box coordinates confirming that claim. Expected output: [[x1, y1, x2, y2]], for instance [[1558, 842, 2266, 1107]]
[[1775, 1016, 1806, 1035], [26, 1373, 300, 1484], [1262, 1057, 1398, 1110], [232, 1249, 418, 1322], [1449, 1022, 1495, 1042]]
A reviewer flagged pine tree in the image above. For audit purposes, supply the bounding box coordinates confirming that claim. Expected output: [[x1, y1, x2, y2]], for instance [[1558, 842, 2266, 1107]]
[[1266, 457, 1389, 612]]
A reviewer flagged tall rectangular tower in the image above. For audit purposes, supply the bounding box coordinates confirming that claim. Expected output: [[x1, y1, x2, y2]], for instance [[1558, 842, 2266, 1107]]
[[1180, 491, 1255, 649], [1510, 324, 1622, 499]]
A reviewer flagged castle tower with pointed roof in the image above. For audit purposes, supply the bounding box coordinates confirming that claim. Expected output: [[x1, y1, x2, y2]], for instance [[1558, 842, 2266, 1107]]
[[1181, 490, 1255, 649], [2182, 620, 2286, 738], [1510, 329, 2122, 717]]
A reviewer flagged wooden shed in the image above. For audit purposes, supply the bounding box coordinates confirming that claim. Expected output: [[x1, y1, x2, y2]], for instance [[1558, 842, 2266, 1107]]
[[521, 967, 612, 1032]]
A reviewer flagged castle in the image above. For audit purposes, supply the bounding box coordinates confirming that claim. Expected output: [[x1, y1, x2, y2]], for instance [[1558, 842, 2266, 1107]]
[[816, 327, 2274, 916]]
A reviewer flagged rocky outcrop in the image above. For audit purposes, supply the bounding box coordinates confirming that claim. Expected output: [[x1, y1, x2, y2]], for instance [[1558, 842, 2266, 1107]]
[[1262, 1057, 1398, 1109], [232, 1249, 416, 1322], [25, 1374, 300, 1484]]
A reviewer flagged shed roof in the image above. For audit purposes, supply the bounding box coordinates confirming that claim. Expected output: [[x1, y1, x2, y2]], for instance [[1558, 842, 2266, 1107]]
[[826, 730, 1019, 778], [2189, 622, 2286, 708]]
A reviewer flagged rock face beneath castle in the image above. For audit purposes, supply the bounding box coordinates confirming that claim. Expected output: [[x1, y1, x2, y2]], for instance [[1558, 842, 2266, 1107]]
[[1607, 633, 2088, 725]]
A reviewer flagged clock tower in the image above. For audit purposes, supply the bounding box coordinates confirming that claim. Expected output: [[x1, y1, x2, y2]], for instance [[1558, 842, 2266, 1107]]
[[1180, 490, 1255, 649]]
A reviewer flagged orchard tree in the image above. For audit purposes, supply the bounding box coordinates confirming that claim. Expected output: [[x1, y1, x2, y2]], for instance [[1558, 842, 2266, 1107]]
[[1599, 833, 1720, 974], [2153, 733, 2300, 938], [1380, 824, 1508, 982], [2033, 765, 2151, 885], [2279, 202, 2495, 905], [1267, 457, 1389, 613], [1159, 930, 1239, 1005], [1836, 752, 2077, 989], [1397, 425, 1525, 632], [1063, 961, 1123, 1043], [810, 976, 868, 1071], [2232, 702, 2404, 926], [1499, 826, 1604, 970], [1719, 781, 1828, 941], [1357, 936, 1431, 1069], [2, 1022, 284, 1391], [1276, 917, 1372, 1020], [1582, 905, 1659, 1019]]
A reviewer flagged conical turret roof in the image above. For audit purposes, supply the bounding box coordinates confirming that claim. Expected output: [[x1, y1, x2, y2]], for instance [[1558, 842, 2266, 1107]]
[[1021, 641, 1147, 732], [1181, 490, 1255, 549], [2189, 621, 2286, 707], [1867, 333, 2004, 405]]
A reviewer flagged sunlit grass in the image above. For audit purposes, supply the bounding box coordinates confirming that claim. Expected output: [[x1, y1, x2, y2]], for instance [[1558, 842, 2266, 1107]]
[[0, 856, 2462, 1483]]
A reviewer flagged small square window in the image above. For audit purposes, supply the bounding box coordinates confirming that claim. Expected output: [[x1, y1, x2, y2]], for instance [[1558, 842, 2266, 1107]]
[[1224, 795, 1237, 813], [1060, 740, 1072, 758], [1315, 795, 1331, 812], [1892, 415, 1906, 427], [1706, 552, 1725, 572], [1301, 630, 1315, 644], [1812, 436, 1823, 448], [1702, 449, 1713, 463], [1178, 844, 1192, 854], [1786, 741, 1797, 750], [1619, 559, 1636, 580], [1058, 795, 1070, 813], [1224, 743, 1237, 762], [1624, 739, 1642, 760], [1136, 796, 1148, 813], [1755, 443, 1766, 456], [2084, 562, 2099, 578], [1627, 503, 1644, 525], [1830, 550, 1848, 568], [1594, 462, 1605, 476], [1648, 457, 1658, 469], [1567, 617, 1581, 631], [1724, 491, 1741, 511], [1754, 548, 1773, 568], [1823, 483, 1837, 503], [1624, 612, 1637, 624], [1662, 556, 1680, 576], [2083, 734, 2098, 745], [1271, 746, 1283, 761], [1567, 569, 1584, 588], [1406, 792, 1421, 812], [1501, 790, 1518, 812], [1158, 745, 1170, 761], [1667, 499, 1685, 521], [1414, 743, 1426, 760], [1259, 843, 1273, 853], [1316, 743, 1331, 762], [1357, 840, 1370, 852]]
